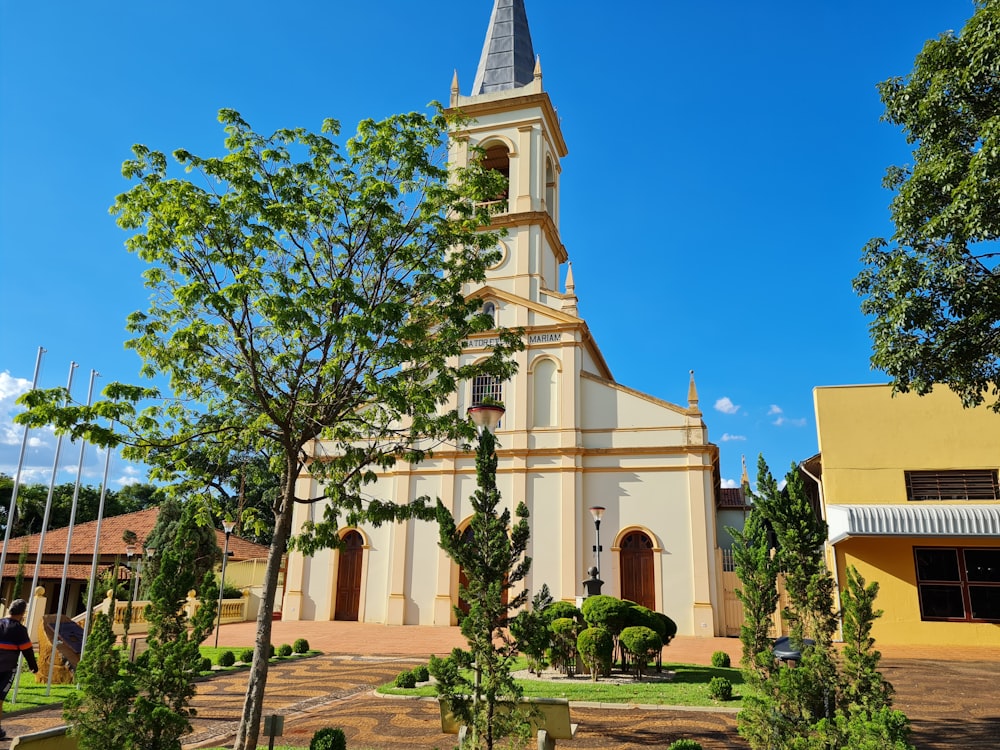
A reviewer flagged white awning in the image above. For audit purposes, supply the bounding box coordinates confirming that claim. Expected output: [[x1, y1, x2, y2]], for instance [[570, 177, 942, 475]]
[[826, 504, 1000, 544]]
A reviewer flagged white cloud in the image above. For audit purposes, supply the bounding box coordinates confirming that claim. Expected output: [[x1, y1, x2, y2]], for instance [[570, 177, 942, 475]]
[[767, 404, 783, 416], [714, 397, 740, 415], [720, 433, 746, 442], [721, 478, 738, 489]]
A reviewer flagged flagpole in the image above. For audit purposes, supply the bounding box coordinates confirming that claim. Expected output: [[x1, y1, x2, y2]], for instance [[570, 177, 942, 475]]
[[0, 346, 45, 602], [15, 361, 77, 703], [47, 370, 97, 694], [80, 419, 115, 662]]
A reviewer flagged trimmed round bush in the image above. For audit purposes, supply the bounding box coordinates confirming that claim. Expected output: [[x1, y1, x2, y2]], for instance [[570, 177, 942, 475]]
[[653, 612, 678, 645], [394, 669, 417, 689], [268, 644, 276, 658], [199, 657, 212, 673], [619, 625, 662, 677], [708, 676, 733, 701], [413, 664, 430, 682], [668, 741, 703, 750], [239, 647, 254, 663], [310, 726, 347, 750], [580, 595, 631, 635], [546, 600, 583, 623], [278, 643, 293, 657], [548, 617, 580, 675], [293, 638, 310, 654], [577, 626, 614, 680], [217, 650, 236, 667], [711, 650, 731, 668], [625, 604, 660, 632]]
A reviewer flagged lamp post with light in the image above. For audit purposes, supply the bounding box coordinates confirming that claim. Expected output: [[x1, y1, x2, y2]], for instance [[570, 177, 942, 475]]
[[123, 542, 138, 642], [589, 506, 605, 576], [215, 519, 236, 648]]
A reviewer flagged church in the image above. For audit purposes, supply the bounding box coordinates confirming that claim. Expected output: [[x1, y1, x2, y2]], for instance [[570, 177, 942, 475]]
[[281, 0, 725, 637]]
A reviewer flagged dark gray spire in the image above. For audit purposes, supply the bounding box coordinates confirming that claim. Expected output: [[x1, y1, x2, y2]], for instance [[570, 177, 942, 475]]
[[472, 0, 536, 95]]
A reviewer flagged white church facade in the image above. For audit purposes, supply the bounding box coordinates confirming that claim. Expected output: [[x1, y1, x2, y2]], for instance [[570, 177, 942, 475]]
[[281, 0, 725, 637]]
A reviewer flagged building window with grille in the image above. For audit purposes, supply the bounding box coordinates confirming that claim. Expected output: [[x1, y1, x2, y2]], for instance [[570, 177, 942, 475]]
[[915, 547, 1000, 622], [904, 470, 1000, 501], [471, 376, 503, 427]]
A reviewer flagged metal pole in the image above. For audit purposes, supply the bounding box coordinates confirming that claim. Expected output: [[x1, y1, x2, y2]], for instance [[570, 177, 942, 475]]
[[0, 346, 44, 600], [15, 361, 77, 703], [214, 529, 232, 648], [80, 423, 115, 662], [594, 518, 602, 578], [47, 370, 97, 694]]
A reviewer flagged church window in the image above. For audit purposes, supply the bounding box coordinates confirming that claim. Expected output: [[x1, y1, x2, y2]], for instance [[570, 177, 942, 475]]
[[481, 143, 510, 212], [482, 301, 496, 326], [545, 157, 556, 218], [471, 376, 503, 407]]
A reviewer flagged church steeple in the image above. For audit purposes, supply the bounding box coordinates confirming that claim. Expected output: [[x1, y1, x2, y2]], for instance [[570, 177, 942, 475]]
[[472, 0, 537, 95]]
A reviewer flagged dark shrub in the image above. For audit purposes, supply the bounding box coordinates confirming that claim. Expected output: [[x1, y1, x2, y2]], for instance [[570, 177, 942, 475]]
[[619, 626, 662, 677], [293, 638, 310, 654], [217, 650, 236, 667], [199, 657, 212, 673], [413, 664, 430, 682], [239, 647, 254, 663], [268, 644, 276, 658], [653, 611, 677, 645], [310, 726, 347, 750], [278, 643, 293, 657], [577, 626, 614, 681], [625, 604, 660, 631], [394, 670, 417, 689], [708, 676, 733, 701], [221, 583, 244, 599], [548, 617, 579, 676], [711, 650, 731, 668], [668, 741, 703, 750]]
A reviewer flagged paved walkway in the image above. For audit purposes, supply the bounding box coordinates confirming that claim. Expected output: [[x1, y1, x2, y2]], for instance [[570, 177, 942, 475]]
[[4, 621, 999, 748]]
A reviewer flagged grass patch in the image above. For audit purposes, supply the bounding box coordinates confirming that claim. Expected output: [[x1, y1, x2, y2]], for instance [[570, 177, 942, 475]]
[[378, 661, 744, 707], [3, 671, 77, 714]]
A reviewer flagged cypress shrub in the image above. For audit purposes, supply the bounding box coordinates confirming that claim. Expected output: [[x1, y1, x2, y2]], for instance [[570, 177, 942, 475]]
[[217, 650, 236, 667], [293, 638, 310, 654], [239, 647, 254, 663], [278, 643, 293, 657], [711, 650, 731, 668], [309, 726, 347, 750]]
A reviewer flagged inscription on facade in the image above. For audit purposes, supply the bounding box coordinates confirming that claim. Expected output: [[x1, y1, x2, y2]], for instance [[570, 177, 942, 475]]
[[462, 333, 563, 348]]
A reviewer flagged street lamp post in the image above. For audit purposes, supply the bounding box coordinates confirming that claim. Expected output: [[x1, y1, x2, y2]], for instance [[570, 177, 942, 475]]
[[589, 506, 605, 577], [214, 519, 236, 648], [123, 543, 137, 643]]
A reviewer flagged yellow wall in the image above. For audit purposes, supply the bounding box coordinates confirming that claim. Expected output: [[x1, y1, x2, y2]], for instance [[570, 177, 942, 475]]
[[836, 536, 1000, 647], [815, 384, 1000, 504]]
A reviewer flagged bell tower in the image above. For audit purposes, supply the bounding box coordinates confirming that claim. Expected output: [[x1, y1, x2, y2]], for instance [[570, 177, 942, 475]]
[[448, 0, 570, 311]]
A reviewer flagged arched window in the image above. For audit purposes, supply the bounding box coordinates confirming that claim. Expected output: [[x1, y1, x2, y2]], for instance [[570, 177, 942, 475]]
[[482, 301, 496, 326], [545, 157, 556, 218], [532, 359, 558, 427], [481, 143, 510, 211]]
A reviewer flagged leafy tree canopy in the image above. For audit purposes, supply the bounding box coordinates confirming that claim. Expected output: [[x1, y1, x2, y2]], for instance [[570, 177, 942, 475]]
[[16, 106, 520, 750], [855, 1, 1000, 409]]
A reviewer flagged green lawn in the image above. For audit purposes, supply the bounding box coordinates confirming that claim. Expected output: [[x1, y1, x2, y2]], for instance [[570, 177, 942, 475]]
[[378, 661, 745, 707]]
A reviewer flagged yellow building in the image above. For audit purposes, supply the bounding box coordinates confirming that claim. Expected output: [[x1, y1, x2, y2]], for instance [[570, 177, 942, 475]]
[[808, 384, 1000, 646]]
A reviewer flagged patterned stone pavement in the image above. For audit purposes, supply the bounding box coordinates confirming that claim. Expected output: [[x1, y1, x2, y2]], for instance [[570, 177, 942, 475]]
[[3, 621, 999, 748]]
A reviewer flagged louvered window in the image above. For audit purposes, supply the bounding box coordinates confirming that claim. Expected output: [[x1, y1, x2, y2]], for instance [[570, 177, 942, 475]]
[[904, 470, 1000, 501]]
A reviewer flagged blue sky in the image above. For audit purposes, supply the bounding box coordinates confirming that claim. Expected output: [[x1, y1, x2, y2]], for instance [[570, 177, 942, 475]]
[[0, 0, 978, 490]]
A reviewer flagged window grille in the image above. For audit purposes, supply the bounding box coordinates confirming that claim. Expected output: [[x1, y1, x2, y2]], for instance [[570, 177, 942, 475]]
[[904, 470, 1000, 501]]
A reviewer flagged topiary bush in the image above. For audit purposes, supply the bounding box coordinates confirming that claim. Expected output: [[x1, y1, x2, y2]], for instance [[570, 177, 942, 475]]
[[217, 650, 236, 667], [199, 657, 212, 673], [619, 626, 662, 678], [278, 643, 293, 657], [394, 669, 417, 689], [546, 600, 583, 623], [293, 638, 310, 654], [309, 726, 347, 750], [708, 676, 733, 701], [413, 664, 430, 682], [653, 611, 677, 645], [239, 647, 254, 663], [711, 650, 731, 668], [548, 617, 580, 676], [268, 644, 276, 658], [577, 626, 614, 681], [580, 595, 631, 636], [667, 740, 703, 750]]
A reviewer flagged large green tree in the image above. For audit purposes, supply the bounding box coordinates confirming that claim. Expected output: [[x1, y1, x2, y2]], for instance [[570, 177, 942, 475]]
[[855, 0, 1000, 409], [19, 107, 520, 749]]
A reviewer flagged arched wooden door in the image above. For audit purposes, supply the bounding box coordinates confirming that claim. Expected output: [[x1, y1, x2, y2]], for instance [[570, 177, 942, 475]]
[[334, 530, 363, 621], [620, 531, 655, 611]]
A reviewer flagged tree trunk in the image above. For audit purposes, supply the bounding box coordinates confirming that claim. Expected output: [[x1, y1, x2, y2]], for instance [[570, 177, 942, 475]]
[[232, 468, 297, 750]]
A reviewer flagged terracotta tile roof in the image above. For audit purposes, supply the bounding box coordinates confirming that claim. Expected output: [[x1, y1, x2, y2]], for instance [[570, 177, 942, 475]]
[[718, 487, 751, 509], [1, 506, 270, 562]]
